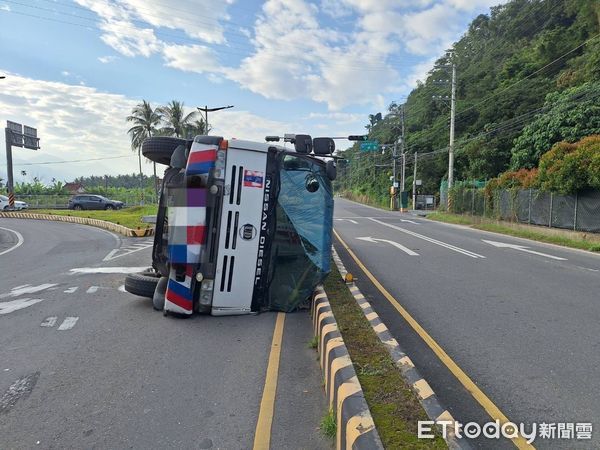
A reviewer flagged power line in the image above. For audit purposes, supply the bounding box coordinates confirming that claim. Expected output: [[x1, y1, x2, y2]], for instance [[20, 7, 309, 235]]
[[1, 4, 419, 74], [455, 32, 600, 120], [4, 155, 133, 166]]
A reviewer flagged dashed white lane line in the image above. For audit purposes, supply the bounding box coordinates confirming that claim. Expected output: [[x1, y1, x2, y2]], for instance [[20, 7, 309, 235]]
[[64, 287, 79, 294], [0, 284, 57, 299], [0, 226, 24, 257], [71, 267, 149, 274], [57, 317, 79, 331], [40, 317, 58, 327], [0, 298, 44, 315], [86, 286, 99, 294]]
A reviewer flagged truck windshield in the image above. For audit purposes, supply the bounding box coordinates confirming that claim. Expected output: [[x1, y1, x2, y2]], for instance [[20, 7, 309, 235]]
[[267, 154, 333, 311]]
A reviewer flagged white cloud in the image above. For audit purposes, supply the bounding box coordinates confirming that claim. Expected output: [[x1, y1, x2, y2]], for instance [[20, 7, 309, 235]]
[[161, 44, 221, 74], [307, 112, 364, 124], [0, 72, 291, 181], [226, 0, 398, 110], [98, 55, 118, 63], [0, 4, 10, 11]]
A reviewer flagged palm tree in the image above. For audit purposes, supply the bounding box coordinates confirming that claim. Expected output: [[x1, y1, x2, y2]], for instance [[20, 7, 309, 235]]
[[183, 118, 210, 138], [126, 100, 162, 202], [158, 100, 197, 138]]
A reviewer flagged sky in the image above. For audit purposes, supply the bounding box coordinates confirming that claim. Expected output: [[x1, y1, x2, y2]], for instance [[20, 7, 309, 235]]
[[0, 0, 503, 184]]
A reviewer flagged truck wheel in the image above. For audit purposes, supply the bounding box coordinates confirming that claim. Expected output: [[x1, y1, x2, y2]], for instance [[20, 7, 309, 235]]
[[142, 137, 188, 166], [124, 271, 160, 298], [152, 276, 168, 311]]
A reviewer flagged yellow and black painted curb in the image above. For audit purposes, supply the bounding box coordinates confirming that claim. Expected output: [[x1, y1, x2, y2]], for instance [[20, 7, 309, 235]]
[[331, 247, 471, 450], [0, 212, 154, 237], [311, 286, 384, 450]]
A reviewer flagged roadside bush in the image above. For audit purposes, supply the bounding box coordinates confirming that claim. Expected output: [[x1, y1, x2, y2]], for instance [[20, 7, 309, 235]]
[[538, 136, 600, 194]]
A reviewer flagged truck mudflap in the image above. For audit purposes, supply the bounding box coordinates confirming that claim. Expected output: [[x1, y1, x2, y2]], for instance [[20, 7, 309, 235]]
[[164, 139, 220, 315]]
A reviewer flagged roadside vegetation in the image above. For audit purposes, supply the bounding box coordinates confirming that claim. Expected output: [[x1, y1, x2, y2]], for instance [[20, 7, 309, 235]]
[[332, 0, 599, 208], [322, 264, 446, 449], [427, 212, 600, 252], [15, 205, 158, 230], [319, 409, 336, 439]]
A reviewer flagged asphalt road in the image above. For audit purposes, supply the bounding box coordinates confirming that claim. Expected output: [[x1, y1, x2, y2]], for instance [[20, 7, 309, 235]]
[[0, 219, 329, 450], [333, 198, 600, 449]]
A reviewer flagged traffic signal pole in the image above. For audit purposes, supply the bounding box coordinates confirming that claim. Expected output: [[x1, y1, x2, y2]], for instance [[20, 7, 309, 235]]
[[5, 129, 14, 207]]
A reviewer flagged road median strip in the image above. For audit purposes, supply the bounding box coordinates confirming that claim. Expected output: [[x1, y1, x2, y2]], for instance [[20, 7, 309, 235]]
[[331, 246, 469, 450], [311, 286, 384, 450], [0, 211, 153, 237]]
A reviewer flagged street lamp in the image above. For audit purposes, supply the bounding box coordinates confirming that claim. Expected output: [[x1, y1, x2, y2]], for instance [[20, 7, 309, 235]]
[[197, 105, 234, 135]]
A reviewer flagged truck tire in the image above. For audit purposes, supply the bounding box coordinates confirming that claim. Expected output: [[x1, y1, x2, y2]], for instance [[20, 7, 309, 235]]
[[142, 137, 188, 166], [124, 271, 160, 298]]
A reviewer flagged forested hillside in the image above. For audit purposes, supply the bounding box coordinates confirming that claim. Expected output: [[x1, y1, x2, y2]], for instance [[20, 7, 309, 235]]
[[336, 0, 600, 205]]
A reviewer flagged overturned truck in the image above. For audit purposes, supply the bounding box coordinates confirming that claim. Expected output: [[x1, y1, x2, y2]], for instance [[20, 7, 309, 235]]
[[125, 134, 336, 316]]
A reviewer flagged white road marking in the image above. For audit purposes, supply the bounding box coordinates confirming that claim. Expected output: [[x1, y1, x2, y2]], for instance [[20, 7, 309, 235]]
[[0, 284, 57, 299], [369, 218, 486, 259], [103, 240, 154, 261], [399, 219, 418, 224], [0, 298, 44, 315], [0, 227, 24, 257], [71, 267, 149, 274], [118, 285, 126, 293], [64, 287, 79, 294], [86, 286, 99, 294], [335, 218, 358, 224], [40, 317, 57, 327], [57, 317, 79, 331], [356, 236, 419, 256], [482, 240, 567, 261], [12, 284, 30, 290], [576, 266, 599, 273]]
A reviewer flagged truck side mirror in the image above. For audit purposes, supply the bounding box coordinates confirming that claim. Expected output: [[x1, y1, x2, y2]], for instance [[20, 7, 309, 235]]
[[294, 134, 312, 154], [313, 137, 335, 155]]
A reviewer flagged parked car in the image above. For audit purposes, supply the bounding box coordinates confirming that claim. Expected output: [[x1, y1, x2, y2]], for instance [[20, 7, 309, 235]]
[[0, 194, 29, 210], [68, 194, 124, 210]]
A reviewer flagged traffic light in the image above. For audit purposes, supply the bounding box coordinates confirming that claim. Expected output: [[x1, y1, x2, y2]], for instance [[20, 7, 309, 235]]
[[348, 135, 369, 141]]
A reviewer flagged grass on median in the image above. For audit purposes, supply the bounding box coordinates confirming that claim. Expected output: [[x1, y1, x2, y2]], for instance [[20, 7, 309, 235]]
[[427, 212, 600, 253], [22, 205, 158, 230], [323, 264, 446, 449], [320, 409, 337, 439]]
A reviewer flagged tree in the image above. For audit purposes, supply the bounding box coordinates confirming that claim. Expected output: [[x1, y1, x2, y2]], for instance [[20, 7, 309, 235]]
[[159, 100, 197, 138], [183, 118, 210, 138], [126, 100, 162, 201], [511, 81, 600, 169]]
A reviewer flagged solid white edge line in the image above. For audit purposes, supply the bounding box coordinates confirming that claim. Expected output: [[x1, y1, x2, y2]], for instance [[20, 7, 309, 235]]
[[0, 226, 24, 257]]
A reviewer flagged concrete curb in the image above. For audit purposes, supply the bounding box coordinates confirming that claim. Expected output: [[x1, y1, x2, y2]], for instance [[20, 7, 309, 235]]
[[311, 285, 383, 450], [0, 212, 154, 237], [331, 247, 471, 450]]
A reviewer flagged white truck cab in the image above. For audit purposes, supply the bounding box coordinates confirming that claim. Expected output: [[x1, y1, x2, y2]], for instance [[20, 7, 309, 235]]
[[132, 134, 336, 316]]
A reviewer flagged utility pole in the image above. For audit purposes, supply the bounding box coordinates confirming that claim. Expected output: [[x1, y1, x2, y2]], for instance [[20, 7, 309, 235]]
[[448, 62, 456, 190], [412, 152, 418, 211], [400, 104, 406, 211]]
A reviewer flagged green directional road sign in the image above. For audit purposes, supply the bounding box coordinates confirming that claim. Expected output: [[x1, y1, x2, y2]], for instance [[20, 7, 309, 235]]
[[360, 140, 379, 151]]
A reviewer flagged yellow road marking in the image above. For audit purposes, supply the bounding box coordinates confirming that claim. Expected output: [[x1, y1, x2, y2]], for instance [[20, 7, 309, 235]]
[[253, 312, 285, 450], [333, 229, 535, 450]]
